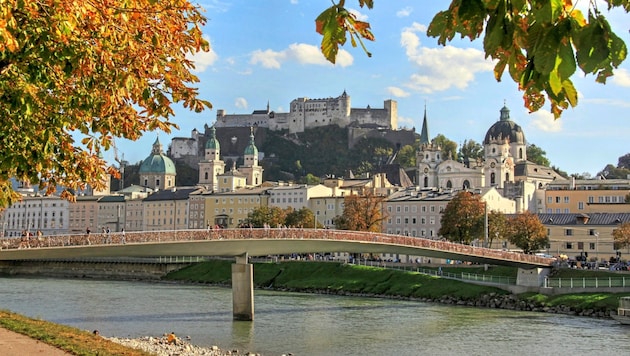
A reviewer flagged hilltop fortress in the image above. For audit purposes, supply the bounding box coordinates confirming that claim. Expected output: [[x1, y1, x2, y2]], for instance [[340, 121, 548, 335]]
[[214, 90, 397, 134], [169, 91, 413, 164]]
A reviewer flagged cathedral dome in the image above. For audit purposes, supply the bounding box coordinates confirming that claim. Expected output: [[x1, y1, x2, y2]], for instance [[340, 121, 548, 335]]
[[244, 128, 258, 156], [206, 126, 220, 150], [483, 105, 525, 145], [139, 137, 176, 175]]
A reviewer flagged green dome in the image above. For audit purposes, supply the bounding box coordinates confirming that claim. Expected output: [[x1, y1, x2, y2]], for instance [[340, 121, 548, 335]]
[[206, 126, 220, 150], [139, 137, 176, 175], [244, 129, 258, 156]]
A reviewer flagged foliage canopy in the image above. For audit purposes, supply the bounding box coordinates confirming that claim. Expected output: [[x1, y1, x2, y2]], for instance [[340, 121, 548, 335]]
[[0, 0, 209, 207], [317, 1, 629, 118]]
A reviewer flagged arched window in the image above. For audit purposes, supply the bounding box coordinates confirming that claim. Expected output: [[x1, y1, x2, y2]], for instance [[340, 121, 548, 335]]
[[519, 148, 523, 159], [204, 172, 208, 180], [491, 172, 496, 185], [463, 180, 470, 189], [156, 179, 160, 187], [423, 176, 428, 188], [505, 173, 510, 182], [144, 178, 148, 186], [446, 180, 452, 188]]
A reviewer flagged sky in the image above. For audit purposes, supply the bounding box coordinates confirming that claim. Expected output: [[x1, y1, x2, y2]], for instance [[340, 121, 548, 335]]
[[111, 0, 630, 177]]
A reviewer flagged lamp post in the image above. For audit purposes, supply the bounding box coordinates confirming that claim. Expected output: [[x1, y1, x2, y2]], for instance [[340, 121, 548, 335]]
[[595, 231, 599, 261]]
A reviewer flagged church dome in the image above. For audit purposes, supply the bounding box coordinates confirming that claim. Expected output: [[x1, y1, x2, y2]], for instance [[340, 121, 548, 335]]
[[206, 126, 220, 150], [483, 105, 525, 145], [139, 137, 176, 175], [244, 128, 258, 156]]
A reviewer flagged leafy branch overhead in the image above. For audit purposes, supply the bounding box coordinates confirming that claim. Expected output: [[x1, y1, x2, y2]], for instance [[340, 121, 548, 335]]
[[316, 0, 628, 118], [0, 0, 210, 206]]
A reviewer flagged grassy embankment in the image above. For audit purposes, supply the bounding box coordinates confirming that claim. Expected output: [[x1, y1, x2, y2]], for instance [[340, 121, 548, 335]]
[[0, 310, 151, 356], [164, 260, 630, 312]]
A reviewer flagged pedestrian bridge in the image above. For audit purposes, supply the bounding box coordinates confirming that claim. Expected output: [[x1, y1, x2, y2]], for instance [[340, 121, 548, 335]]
[[0, 228, 555, 320]]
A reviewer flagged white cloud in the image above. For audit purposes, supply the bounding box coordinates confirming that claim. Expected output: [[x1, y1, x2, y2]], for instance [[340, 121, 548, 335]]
[[397, 115, 415, 128], [290, 0, 298, 4], [583, 97, 630, 108], [187, 36, 218, 73], [249, 43, 353, 68], [400, 22, 494, 93], [348, 8, 368, 21], [612, 68, 630, 87], [386, 86, 410, 98], [396, 7, 413, 17], [529, 110, 563, 133], [234, 97, 248, 109]]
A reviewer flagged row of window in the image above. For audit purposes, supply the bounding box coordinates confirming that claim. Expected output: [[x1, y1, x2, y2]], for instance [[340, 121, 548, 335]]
[[386, 229, 436, 237], [547, 195, 626, 204], [387, 205, 442, 213]]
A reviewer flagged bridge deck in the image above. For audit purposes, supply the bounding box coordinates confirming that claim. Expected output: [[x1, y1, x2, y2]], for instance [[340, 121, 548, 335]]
[[0, 229, 554, 268]]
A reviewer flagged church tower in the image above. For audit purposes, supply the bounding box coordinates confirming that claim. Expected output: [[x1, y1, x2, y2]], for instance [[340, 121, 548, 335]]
[[416, 106, 442, 188], [483, 104, 525, 188], [239, 127, 264, 186], [198, 126, 225, 191], [138, 137, 176, 190]]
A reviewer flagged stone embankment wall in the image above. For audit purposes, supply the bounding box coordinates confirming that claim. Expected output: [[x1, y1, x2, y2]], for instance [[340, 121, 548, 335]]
[[0, 260, 188, 280], [287, 288, 613, 319]]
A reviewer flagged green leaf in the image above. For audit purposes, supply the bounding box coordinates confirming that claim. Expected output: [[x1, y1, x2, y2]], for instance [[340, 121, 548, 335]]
[[562, 79, 578, 107], [548, 68, 562, 96]]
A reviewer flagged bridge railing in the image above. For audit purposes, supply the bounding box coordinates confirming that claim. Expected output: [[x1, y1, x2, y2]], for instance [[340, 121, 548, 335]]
[[0, 228, 554, 266], [544, 276, 630, 288]]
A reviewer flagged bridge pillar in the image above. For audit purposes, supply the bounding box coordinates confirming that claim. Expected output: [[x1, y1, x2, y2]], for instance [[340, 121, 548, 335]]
[[516, 267, 551, 287], [232, 253, 254, 321]]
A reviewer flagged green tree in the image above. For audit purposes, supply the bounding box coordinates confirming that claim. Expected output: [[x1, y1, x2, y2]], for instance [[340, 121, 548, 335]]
[[317, 1, 628, 118], [438, 191, 485, 244], [0, 0, 209, 207], [458, 140, 484, 162], [395, 144, 417, 168], [526, 144, 551, 167], [433, 134, 458, 162], [507, 211, 549, 254], [300, 173, 321, 185], [334, 193, 385, 232]]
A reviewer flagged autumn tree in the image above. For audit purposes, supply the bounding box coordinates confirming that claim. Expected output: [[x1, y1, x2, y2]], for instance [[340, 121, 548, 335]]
[[506, 211, 549, 254], [612, 222, 630, 250], [438, 191, 485, 244], [246, 206, 288, 228], [285, 207, 320, 228], [316, 1, 628, 118], [334, 193, 385, 232], [0, 0, 209, 207], [487, 210, 509, 249]]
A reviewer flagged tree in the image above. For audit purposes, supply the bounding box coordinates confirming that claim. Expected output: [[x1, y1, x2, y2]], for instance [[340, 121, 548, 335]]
[[285, 207, 319, 228], [0, 1, 209, 207], [246, 206, 288, 228], [433, 134, 458, 162], [334, 193, 385, 232], [612, 222, 630, 250], [317, 1, 628, 118], [526, 144, 551, 167], [487, 210, 509, 249], [457, 140, 484, 162], [438, 191, 485, 244], [506, 211, 548, 254], [394, 144, 417, 168], [599, 164, 630, 179]]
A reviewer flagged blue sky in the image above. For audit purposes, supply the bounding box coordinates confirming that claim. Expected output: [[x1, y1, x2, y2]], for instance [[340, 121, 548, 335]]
[[113, 1, 630, 177]]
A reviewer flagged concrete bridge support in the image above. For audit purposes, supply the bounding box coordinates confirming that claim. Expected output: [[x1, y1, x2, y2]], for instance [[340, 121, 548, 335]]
[[516, 267, 551, 288], [232, 253, 254, 321]]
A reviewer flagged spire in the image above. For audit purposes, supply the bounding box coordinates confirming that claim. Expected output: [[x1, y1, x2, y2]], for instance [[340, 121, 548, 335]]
[[419, 103, 430, 145], [500, 102, 510, 121], [151, 136, 163, 155], [267, 100, 270, 113]]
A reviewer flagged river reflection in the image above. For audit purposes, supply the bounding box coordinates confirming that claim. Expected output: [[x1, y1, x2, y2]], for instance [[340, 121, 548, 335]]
[[0, 277, 628, 355]]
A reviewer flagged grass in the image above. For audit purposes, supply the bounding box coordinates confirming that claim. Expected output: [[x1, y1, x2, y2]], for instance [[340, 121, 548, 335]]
[[164, 260, 511, 300], [0, 310, 151, 356]]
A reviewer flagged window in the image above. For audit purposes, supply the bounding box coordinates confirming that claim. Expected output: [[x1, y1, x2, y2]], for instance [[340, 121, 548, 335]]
[[555, 196, 560, 203], [578, 202, 584, 210], [565, 229, 573, 236], [589, 242, 595, 250], [566, 242, 573, 249], [564, 196, 569, 203]]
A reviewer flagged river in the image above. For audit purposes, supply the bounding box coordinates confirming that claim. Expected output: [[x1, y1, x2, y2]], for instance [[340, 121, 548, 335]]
[[0, 277, 628, 355]]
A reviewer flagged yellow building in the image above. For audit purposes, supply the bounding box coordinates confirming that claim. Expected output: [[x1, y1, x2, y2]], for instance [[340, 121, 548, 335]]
[[540, 213, 630, 262], [204, 186, 270, 228], [142, 187, 200, 231], [544, 178, 630, 214]]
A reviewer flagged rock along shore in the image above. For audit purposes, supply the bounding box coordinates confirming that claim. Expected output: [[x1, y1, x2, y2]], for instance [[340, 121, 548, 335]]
[[106, 334, 268, 356]]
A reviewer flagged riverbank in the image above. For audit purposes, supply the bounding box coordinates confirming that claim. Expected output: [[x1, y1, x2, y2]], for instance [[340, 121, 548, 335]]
[[0, 310, 260, 356], [164, 260, 628, 319]]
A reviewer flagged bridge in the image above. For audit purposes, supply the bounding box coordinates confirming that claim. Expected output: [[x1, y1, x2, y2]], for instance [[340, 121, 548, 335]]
[[0, 228, 555, 320]]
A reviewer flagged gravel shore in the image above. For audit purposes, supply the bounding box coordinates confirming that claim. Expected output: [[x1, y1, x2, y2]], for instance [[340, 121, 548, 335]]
[[106, 334, 264, 356]]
